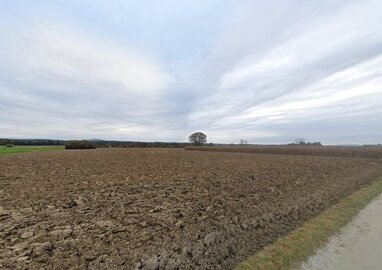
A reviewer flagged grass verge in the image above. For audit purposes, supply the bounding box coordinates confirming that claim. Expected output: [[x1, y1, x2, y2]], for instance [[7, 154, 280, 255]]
[[235, 176, 382, 270], [0, 146, 64, 155]]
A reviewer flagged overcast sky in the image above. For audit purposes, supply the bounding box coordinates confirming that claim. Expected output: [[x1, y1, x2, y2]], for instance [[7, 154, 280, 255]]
[[1, 0, 381, 144]]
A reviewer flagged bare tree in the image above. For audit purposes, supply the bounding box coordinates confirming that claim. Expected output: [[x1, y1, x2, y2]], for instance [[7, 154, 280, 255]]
[[189, 132, 207, 146], [295, 138, 306, 145], [239, 139, 248, 145]]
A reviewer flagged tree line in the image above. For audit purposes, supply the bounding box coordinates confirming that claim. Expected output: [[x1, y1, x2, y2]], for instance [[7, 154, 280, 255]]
[[0, 138, 64, 146], [0, 138, 190, 148]]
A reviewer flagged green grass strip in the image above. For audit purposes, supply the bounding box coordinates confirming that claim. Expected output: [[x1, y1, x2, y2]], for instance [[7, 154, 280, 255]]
[[235, 177, 382, 270], [0, 146, 64, 155]]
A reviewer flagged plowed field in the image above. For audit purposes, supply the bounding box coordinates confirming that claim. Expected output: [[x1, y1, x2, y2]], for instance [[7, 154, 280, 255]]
[[1, 148, 381, 269]]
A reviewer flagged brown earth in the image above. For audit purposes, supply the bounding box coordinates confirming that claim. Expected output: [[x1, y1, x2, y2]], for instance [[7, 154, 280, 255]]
[[0, 148, 381, 270], [185, 145, 382, 159]]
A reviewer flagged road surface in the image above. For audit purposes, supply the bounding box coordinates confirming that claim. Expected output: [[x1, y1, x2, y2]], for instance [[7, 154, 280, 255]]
[[299, 193, 382, 270]]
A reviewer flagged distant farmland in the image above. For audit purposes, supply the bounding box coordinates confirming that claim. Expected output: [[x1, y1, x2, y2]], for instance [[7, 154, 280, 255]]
[[0, 145, 64, 155], [185, 145, 382, 159]]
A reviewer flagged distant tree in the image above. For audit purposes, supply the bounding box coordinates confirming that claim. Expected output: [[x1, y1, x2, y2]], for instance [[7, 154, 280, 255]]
[[239, 139, 248, 145], [0, 139, 11, 145], [295, 138, 306, 145], [310, 142, 322, 146], [189, 132, 207, 146], [65, 140, 96, 149]]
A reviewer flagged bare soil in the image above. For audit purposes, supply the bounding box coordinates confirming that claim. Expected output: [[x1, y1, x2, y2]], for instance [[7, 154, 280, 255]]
[[0, 148, 381, 270]]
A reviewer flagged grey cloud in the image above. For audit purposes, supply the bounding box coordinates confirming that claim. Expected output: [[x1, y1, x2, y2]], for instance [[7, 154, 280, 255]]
[[184, 0, 382, 143]]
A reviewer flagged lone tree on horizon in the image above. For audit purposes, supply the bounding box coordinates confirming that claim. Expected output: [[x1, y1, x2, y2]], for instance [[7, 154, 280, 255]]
[[189, 132, 207, 146], [239, 139, 248, 145]]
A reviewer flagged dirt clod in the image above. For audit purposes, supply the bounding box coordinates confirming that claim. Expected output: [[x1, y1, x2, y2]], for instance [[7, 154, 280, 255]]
[[31, 242, 52, 258]]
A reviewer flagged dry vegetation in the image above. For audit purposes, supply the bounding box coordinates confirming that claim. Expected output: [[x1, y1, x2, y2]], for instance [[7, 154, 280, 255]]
[[1, 148, 382, 269], [185, 145, 382, 159]]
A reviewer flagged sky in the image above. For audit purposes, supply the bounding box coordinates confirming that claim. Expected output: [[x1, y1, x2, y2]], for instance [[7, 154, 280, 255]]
[[0, 0, 381, 144]]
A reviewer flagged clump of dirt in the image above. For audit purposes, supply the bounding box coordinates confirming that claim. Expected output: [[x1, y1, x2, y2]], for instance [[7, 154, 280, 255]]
[[0, 149, 381, 269]]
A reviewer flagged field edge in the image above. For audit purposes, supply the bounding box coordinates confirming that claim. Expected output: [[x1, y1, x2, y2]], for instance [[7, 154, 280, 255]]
[[0, 146, 64, 155], [234, 176, 382, 270]]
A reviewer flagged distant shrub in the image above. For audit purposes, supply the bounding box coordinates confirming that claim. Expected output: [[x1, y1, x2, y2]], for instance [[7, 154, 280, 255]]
[[65, 140, 95, 150], [5, 144, 14, 148]]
